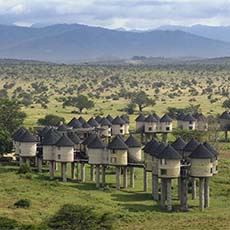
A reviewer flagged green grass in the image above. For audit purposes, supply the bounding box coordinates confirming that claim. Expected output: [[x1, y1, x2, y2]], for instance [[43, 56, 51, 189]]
[[0, 157, 230, 229]]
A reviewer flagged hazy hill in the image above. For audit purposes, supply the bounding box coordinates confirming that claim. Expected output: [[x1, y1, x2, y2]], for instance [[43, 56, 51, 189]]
[[158, 24, 230, 43], [1, 24, 230, 63]]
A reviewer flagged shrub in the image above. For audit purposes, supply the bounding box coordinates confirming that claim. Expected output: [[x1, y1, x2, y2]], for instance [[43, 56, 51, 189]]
[[47, 204, 115, 230], [18, 163, 31, 174], [14, 199, 31, 208], [0, 216, 18, 229]]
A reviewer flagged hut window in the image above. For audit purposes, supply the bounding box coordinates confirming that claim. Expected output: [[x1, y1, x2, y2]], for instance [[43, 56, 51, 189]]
[[189, 121, 193, 124], [111, 157, 117, 163], [112, 149, 116, 154], [216, 165, 218, 171], [120, 129, 123, 134], [161, 169, 167, 175], [148, 127, 152, 131], [166, 127, 170, 131], [210, 168, 213, 174], [120, 124, 123, 127], [189, 126, 193, 130], [58, 154, 61, 160], [160, 159, 167, 165]]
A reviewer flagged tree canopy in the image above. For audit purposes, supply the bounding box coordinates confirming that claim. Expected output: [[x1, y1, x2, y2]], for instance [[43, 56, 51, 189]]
[[131, 91, 155, 112], [0, 98, 26, 154], [63, 95, 94, 113], [37, 114, 65, 126]]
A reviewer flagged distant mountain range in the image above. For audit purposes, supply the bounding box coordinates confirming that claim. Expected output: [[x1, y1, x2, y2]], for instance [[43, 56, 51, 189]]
[[1, 24, 230, 63]]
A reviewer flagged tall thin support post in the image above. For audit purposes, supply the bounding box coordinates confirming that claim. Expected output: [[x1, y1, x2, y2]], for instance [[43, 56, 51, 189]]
[[160, 179, 166, 209], [62, 162, 67, 182], [116, 166, 121, 190], [123, 167, 128, 189], [166, 179, 172, 211], [204, 177, 210, 208], [71, 162, 76, 180], [152, 174, 159, 200], [95, 165, 100, 188], [102, 165, 106, 187], [199, 178, 205, 211], [37, 158, 42, 173], [81, 163, 86, 183], [130, 167, 135, 188], [90, 164, 95, 181], [192, 178, 197, 200], [143, 168, 148, 192]]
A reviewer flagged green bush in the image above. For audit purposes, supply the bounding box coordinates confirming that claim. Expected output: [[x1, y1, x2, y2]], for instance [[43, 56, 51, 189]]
[[0, 216, 18, 229], [18, 163, 32, 174], [47, 204, 115, 230], [14, 199, 31, 208]]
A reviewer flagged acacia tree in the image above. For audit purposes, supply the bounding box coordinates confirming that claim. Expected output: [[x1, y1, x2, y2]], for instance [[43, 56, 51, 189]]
[[63, 95, 94, 113], [0, 99, 26, 154], [37, 114, 65, 126], [131, 91, 155, 112]]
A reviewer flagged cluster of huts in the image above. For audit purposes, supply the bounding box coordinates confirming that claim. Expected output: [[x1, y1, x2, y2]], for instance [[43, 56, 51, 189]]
[[143, 136, 218, 211], [135, 112, 208, 134], [12, 114, 219, 212]]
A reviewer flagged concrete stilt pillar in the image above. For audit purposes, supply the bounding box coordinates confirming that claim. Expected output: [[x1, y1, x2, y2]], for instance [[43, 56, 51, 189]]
[[62, 162, 67, 182], [55, 162, 58, 171], [180, 177, 188, 211], [178, 177, 181, 199], [35, 157, 38, 167], [123, 167, 128, 189], [204, 177, 210, 208], [225, 131, 228, 142], [102, 165, 106, 186], [90, 164, 95, 181], [25, 158, 30, 166], [166, 179, 172, 211], [152, 175, 159, 200], [160, 179, 166, 208], [96, 165, 100, 188], [192, 178, 197, 200], [130, 167, 135, 188], [19, 157, 23, 166], [37, 158, 42, 173], [116, 166, 121, 190], [76, 163, 79, 180], [81, 163, 86, 182], [143, 168, 148, 192], [71, 162, 76, 180], [199, 178, 205, 211], [49, 161, 55, 179]]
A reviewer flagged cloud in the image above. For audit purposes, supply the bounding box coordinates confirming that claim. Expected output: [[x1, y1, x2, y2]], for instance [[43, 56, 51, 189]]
[[0, 0, 229, 29]]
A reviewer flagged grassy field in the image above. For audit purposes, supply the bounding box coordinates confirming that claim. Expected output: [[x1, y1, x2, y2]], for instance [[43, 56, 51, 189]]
[[0, 147, 230, 229], [0, 64, 229, 127]]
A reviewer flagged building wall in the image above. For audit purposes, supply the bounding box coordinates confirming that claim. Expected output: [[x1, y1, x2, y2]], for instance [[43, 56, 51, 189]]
[[101, 125, 112, 137], [196, 121, 208, 131], [213, 159, 218, 175], [158, 159, 180, 178], [152, 157, 158, 175], [190, 158, 213, 177], [181, 121, 196, 130], [144, 152, 153, 171], [43, 145, 56, 161], [15, 141, 21, 155], [124, 124, 129, 134], [128, 147, 142, 162], [109, 149, 127, 165], [160, 122, 173, 132], [136, 121, 145, 132], [144, 122, 157, 133], [88, 148, 109, 164], [19, 142, 37, 157], [220, 119, 230, 130], [55, 146, 74, 162], [112, 124, 125, 135]]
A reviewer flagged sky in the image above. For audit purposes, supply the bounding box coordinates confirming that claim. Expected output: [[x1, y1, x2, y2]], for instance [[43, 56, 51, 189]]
[[0, 0, 230, 29]]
